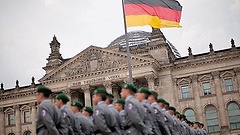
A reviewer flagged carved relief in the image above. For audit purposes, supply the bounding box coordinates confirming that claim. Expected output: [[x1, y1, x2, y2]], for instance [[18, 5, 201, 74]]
[[65, 50, 127, 76]]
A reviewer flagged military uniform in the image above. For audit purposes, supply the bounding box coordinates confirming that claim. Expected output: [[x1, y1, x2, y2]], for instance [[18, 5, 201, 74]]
[[122, 84, 148, 135], [74, 112, 94, 135], [92, 88, 117, 135], [82, 106, 94, 127], [56, 93, 75, 135], [108, 104, 122, 135], [36, 86, 68, 135]]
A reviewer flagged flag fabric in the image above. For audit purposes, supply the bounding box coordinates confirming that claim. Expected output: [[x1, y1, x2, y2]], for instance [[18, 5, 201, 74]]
[[124, 0, 182, 28]]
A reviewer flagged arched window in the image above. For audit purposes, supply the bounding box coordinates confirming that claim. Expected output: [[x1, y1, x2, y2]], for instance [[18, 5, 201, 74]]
[[183, 108, 196, 122], [227, 102, 240, 129], [205, 105, 220, 133]]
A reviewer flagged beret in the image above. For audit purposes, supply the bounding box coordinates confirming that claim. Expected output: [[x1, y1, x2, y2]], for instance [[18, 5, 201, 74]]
[[122, 83, 137, 93], [137, 87, 151, 95], [107, 93, 114, 98], [37, 85, 53, 95], [116, 98, 125, 104], [71, 101, 83, 109], [83, 106, 93, 114], [93, 87, 108, 95], [149, 90, 158, 97], [56, 93, 69, 103], [157, 98, 166, 103], [168, 106, 176, 112]]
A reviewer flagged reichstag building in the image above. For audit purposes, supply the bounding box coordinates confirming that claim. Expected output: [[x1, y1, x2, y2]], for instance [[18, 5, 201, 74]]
[[0, 29, 240, 135]]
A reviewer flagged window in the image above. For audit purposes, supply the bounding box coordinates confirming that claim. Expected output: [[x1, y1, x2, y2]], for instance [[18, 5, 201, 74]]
[[181, 86, 190, 99], [183, 109, 196, 122], [203, 82, 211, 95], [227, 102, 240, 130], [8, 114, 14, 125], [205, 105, 220, 133], [24, 111, 31, 123], [224, 78, 234, 92]]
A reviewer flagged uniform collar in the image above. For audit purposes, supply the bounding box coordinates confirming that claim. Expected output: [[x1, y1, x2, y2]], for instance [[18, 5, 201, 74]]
[[97, 101, 105, 105], [151, 102, 157, 106], [108, 104, 113, 108], [61, 105, 67, 110], [41, 99, 50, 105], [142, 100, 148, 104], [120, 110, 125, 114], [125, 95, 133, 102]]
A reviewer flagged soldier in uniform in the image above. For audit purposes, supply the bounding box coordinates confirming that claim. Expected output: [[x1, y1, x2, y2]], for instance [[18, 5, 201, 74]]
[[82, 106, 94, 125], [55, 93, 75, 135], [114, 98, 126, 134], [36, 85, 68, 135], [148, 91, 171, 135], [200, 123, 208, 135], [71, 101, 94, 135], [106, 93, 122, 135], [92, 88, 117, 135], [180, 114, 191, 135], [136, 87, 160, 135], [168, 106, 181, 135], [120, 83, 148, 135]]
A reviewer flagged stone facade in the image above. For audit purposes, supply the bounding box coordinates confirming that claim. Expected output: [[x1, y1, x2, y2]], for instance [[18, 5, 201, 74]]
[[0, 29, 240, 135]]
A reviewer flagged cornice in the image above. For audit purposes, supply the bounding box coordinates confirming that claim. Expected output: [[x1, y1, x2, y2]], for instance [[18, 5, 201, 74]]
[[0, 90, 36, 101], [173, 53, 240, 70]]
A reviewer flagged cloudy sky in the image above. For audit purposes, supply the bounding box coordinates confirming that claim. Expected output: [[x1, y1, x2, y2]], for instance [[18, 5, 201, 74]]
[[0, 0, 240, 89]]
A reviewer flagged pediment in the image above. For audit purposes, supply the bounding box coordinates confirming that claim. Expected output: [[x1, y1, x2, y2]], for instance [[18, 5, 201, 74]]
[[40, 46, 154, 82], [198, 74, 212, 82], [177, 78, 191, 85], [220, 71, 235, 78]]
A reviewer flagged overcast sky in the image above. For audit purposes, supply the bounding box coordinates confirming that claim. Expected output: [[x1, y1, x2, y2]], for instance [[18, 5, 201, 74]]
[[0, 0, 240, 89]]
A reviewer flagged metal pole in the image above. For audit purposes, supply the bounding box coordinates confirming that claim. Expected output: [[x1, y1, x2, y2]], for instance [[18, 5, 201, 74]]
[[121, 0, 133, 83]]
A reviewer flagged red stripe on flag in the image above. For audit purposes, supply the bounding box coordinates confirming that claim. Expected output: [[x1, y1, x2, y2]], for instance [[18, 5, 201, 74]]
[[125, 4, 181, 22]]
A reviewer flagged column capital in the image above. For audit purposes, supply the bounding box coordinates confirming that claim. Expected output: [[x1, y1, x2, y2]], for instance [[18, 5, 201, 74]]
[[63, 89, 71, 95], [144, 73, 157, 81], [234, 67, 240, 75], [123, 76, 130, 83], [103, 81, 112, 89], [211, 71, 220, 78], [29, 102, 36, 107], [13, 104, 20, 109], [80, 85, 90, 93]]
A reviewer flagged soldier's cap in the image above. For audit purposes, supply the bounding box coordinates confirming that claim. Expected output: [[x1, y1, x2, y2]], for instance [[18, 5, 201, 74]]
[[56, 93, 69, 103], [180, 114, 186, 118], [83, 106, 93, 114], [175, 111, 180, 115], [93, 87, 108, 95], [164, 101, 170, 106], [107, 93, 114, 98], [121, 83, 137, 93], [168, 106, 176, 112], [116, 98, 125, 104], [157, 98, 166, 103], [71, 101, 83, 109], [37, 85, 53, 95], [149, 90, 158, 97], [137, 87, 151, 95], [194, 121, 201, 125]]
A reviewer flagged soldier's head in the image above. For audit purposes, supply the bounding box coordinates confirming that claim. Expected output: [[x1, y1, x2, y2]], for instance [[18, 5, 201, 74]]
[[168, 106, 176, 116], [92, 88, 108, 105], [148, 90, 158, 104], [71, 101, 83, 114], [193, 122, 200, 129], [114, 98, 125, 112], [180, 114, 186, 122], [136, 87, 151, 102], [55, 93, 69, 108], [175, 111, 181, 119], [157, 98, 166, 109], [36, 85, 53, 104], [200, 123, 204, 129], [105, 93, 114, 105], [164, 101, 170, 110], [82, 106, 93, 117], [120, 83, 137, 99]]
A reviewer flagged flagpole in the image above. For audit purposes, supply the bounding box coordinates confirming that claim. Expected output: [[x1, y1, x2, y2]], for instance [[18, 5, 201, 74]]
[[121, 0, 133, 83]]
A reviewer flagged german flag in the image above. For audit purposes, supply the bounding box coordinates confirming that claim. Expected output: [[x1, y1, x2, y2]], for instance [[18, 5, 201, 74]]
[[124, 0, 182, 28]]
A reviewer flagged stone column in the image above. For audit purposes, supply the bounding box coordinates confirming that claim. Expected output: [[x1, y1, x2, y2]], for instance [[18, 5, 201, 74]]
[[103, 81, 113, 94], [14, 105, 21, 135], [191, 74, 203, 122], [63, 89, 72, 106], [0, 107, 5, 135], [81, 85, 91, 106], [212, 71, 228, 131], [30, 102, 36, 135], [145, 74, 156, 90], [112, 84, 119, 101]]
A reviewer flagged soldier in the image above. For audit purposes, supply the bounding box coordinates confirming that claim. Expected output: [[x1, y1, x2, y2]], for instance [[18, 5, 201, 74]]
[[120, 83, 148, 135], [82, 106, 94, 125], [180, 114, 191, 135], [193, 122, 204, 135], [135, 87, 160, 135], [55, 93, 75, 135], [71, 101, 94, 135], [114, 98, 126, 133], [106, 93, 122, 135], [36, 85, 68, 135], [92, 88, 117, 135], [148, 91, 171, 135], [168, 106, 181, 135], [200, 123, 208, 135]]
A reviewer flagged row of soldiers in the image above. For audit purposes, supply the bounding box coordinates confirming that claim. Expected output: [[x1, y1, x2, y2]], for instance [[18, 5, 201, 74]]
[[36, 83, 208, 135]]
